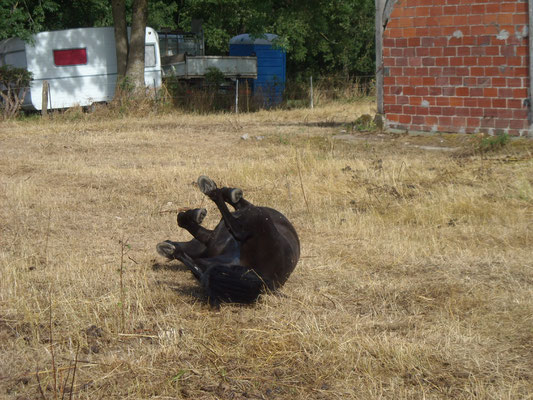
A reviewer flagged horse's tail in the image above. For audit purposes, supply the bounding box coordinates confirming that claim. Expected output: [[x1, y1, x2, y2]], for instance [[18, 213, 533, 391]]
[[201, 265, 272, 305]]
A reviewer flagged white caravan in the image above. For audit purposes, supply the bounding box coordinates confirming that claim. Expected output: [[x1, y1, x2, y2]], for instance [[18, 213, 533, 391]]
[[0, 27, 162, 110]]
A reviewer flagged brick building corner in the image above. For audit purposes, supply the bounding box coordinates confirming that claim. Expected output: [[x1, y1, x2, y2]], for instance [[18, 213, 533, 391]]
[[376, 0, 531, 137]]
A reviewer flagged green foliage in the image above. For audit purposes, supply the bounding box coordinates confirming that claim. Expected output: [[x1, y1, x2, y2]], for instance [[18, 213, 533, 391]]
[[42, 0, 178, 32], [0, 65, 32, 87], [44, 0, 113, 30], [0, 0, 178, 40], [272, 0, 375, 78], [147, 1, 179, 31], [351, 114, 376, 132], [204, 67, 225, 86], [478, 132, 510, 152], [118, 76, 135, 93], [0, 0, 58, 41]]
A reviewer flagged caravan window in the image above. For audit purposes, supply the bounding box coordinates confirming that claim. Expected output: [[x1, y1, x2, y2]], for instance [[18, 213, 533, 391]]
[[53, 48, 87, 66], [145, 44, 156, 68]]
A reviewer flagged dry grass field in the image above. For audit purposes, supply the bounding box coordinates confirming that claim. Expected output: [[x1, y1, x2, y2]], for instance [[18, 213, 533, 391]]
[[1, 100, 532, 399]]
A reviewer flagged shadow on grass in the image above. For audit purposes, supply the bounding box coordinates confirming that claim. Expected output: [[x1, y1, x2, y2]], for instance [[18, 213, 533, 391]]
[[151, 259, 188, 272], [152, 260, 206, 301], [151, 260, 289, 307]]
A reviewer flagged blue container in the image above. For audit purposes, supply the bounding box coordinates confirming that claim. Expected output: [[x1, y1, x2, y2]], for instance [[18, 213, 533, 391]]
[[229, 33, 286, 106]]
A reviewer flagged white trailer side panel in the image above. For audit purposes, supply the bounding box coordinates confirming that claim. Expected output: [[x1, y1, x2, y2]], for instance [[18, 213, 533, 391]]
[[0, 27, 162, 110], [26, 27, 118, 110]]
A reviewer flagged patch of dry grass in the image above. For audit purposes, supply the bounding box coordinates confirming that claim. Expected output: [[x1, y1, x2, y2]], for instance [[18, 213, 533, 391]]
[[1, 99, 532, 399]]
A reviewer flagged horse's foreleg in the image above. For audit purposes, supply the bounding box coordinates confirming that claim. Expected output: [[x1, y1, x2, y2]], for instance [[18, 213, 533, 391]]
[[156, 241, 204, 281], [177, 208, 212, 244], [197, 176, 251, 242]]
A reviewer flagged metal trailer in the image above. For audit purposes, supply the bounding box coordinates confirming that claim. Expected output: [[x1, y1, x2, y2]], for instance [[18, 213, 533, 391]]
[[162, 55, 257, 79]]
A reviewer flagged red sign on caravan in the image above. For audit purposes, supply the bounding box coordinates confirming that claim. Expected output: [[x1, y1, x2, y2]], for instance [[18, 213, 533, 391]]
[[53, 48, 87, 66]]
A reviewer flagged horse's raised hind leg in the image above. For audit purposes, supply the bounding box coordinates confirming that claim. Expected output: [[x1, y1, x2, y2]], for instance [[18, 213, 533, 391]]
[[220, 187, 253, 210], [196, 176, 252, 210], [197, 176, 251, 242]]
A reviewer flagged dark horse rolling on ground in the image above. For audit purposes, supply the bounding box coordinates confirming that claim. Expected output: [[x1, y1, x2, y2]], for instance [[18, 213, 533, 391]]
[[156, 176, 300, 305]]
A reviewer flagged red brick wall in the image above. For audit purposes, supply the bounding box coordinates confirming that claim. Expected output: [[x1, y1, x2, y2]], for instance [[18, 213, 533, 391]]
[[382, 0, 530, 136]]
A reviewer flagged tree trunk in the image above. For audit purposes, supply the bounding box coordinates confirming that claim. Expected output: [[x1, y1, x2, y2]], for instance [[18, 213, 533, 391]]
[[125, 0, 148, 90], [111, 0, 128, 82]]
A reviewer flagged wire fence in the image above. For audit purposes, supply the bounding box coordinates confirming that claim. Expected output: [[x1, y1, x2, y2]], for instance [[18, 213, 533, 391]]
[[1, 75, 376, 118], [163, 75, 376, 113]]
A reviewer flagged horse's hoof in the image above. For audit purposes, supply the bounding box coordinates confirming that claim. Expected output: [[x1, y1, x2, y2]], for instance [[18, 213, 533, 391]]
[[194, 208, 207, 224], [178, 208, 207, 227], [156, 241, 176, 259], [230, 188, 243, 204], [197, 175, 217, 194]]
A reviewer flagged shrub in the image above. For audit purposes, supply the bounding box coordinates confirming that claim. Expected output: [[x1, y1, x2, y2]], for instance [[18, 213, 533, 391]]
[[0, 65, 32, 119], [164, 77, 235, 113], [478, 132, 510, 153], [204, 67, 225, 86]]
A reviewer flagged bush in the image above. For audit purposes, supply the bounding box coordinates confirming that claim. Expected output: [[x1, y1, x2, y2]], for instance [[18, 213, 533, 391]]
[[204, 67, 225, 86], [477, 132, 510, 153], [164, 77, 236, 113], [0, 65, 32, 119]]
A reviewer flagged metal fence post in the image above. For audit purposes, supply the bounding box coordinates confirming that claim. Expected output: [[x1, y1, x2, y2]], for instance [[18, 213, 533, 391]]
[[310, 76, 314, 109], [235, 79, 239, 114]]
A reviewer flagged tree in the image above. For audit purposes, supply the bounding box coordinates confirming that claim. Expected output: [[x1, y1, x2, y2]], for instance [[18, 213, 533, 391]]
[[125, 0, 148, 89], [110, 0, 148, 92], [111, 0, 128, 80], [110, 0, 178, 88]]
